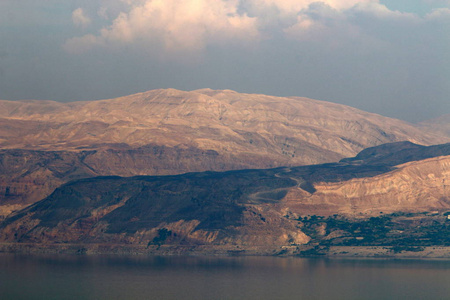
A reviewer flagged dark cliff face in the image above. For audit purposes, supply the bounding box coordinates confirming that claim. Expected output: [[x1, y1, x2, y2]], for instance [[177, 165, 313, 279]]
[[2, 142, 450, 250]]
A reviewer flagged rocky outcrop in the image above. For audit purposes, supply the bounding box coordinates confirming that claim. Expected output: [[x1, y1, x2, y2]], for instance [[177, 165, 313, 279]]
[[285, 155, 450, 216]]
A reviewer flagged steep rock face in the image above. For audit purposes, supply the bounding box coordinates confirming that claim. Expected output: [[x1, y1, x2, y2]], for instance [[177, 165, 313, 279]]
[[285, 156, 450, 216]]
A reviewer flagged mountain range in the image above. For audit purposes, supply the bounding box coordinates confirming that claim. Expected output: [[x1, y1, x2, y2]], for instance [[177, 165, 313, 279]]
[[1, 141, 450, 255], [1, 89, 448, 210], [1, 89, 450, 256]]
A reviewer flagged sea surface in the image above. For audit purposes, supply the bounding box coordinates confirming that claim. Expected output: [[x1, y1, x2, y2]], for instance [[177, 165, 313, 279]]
[[1, 253, 450, 300]]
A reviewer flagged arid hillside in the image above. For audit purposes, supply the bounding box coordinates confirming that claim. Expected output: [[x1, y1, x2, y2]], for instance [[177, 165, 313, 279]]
[[285, 151, 450, 216], [1, 89, 448, 209], [2, 142, 450, 255], [1, 88, 446, 158]]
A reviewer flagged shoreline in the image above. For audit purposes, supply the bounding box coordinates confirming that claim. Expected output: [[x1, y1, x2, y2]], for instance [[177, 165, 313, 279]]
[[2, 243, 450, 259]]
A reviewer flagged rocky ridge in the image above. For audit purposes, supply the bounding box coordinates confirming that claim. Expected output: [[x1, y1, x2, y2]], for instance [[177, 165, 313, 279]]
[[1, 89, 445, 155], [1, 89, 448, 209]]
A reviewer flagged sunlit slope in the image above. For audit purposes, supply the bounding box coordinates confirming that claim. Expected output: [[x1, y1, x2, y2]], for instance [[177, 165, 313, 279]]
[[1, 88, 446, 163]]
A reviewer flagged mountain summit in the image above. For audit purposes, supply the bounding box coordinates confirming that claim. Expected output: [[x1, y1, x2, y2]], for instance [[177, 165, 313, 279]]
[[1, 88, 445, 158]]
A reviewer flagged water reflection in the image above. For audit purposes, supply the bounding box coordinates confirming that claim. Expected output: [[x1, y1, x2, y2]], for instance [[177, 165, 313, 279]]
[[1, 254, 450, 300]]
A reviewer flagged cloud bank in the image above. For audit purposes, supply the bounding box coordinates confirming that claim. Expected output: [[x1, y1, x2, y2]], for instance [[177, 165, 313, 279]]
[[63, 0, 450, 58], [64, 0, 261, 54], [64, 0, 382, 54]]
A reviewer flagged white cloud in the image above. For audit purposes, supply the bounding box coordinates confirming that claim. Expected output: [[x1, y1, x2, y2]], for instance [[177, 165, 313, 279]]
[[72, 8, 91, 28], [240, 0, 378, 32], [64, 0, 379, 55], [63, 0, 450, 57], [64, 0, 259, 54], [283, 1, 425, 50], [349, 2, 419, 20], [245, 0, 376, 15]]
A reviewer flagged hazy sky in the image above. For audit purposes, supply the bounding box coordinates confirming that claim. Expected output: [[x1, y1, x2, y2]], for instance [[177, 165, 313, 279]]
[[1, 0, 449, 122]]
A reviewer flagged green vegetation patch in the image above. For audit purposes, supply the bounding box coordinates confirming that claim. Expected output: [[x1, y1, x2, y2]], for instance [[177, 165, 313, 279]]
[[300, 212, 450, 250]]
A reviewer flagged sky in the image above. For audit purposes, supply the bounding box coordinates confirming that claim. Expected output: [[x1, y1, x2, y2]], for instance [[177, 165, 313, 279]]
[[0, 0, 449, 122]]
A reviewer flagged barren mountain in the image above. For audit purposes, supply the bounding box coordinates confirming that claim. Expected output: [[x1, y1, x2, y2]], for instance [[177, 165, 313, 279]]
[[1, 88, 446, 156], [1, 89, 448, 209], [2, 142, 450, 255]]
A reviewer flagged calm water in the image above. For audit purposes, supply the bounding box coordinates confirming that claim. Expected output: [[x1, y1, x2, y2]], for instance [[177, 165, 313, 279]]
[[1, 254, 450, 300]]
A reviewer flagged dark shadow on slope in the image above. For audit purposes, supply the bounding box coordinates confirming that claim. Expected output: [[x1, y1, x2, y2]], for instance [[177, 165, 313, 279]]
[[2, 141, 450, 238]]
